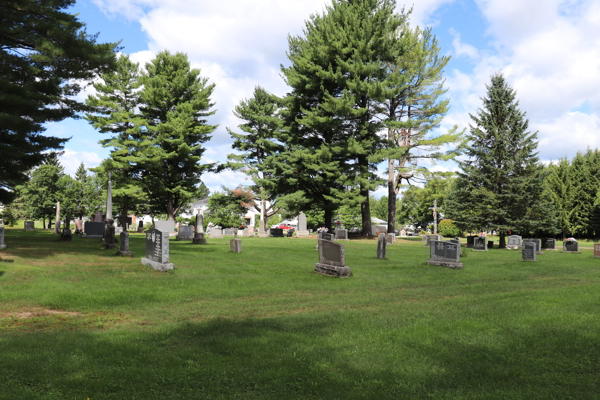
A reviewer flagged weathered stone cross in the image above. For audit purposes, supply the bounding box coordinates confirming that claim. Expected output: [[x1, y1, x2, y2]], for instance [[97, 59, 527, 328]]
[[429, 199, 442, 234]]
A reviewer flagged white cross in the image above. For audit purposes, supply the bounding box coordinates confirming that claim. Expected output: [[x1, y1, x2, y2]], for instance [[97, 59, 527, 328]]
[[429, 199, 442, 234]]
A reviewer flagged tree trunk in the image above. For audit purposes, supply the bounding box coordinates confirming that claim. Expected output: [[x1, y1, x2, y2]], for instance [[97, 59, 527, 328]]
[[120, 204, 128, 231], [499, 232, 506, 249], [324, 208, 333, 231], [167, 196, 175, 221], [43, 217, 46, 230], [388, 157, 396, 234], [361, 187, 372, 238]]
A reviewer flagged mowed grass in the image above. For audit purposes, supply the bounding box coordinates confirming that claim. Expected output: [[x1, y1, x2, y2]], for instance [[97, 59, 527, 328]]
[[0, 230, 599, 399]]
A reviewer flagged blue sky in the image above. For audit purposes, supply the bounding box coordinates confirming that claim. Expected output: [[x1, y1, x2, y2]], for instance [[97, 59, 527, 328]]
[[49, 0, 600, 197]]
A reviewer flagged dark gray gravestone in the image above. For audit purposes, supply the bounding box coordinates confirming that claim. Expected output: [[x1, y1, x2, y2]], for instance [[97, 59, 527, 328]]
[[488, 241, 494, 249], [521, 241, 537, 261], [286, 229, 295, 237], [230, 238, 243, 253], [192, 232, 206, 245], [316, 232, 335, 252], [335, 229, 348, 240], [467, 235, 477, 248], [177, 225, 194, 241], [542, 238, 556, 250], [563, 240, 580, 253], [316, 237, 352, 277], [117, 232, 132, 257], [103, 219, 116, 249], [270, 228, 284, 237], [138, 220, 145, 232], [428, 240, 463, 269], [506, 235, 522, 249], [83, 222, 104, 238], [141, 229, 174, 271], [523, 239, 543, 254], [376, 234, 387, 259], [24, 221, 35, 231], [0, 226, 6, 250], [473, 237, 488, 251]]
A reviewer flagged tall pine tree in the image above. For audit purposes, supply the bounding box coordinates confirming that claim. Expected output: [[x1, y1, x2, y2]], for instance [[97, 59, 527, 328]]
[[445, 74, 543, 247]]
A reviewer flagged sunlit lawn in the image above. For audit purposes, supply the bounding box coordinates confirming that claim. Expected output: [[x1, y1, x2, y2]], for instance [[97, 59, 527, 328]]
[[1, 229, 599, 399]]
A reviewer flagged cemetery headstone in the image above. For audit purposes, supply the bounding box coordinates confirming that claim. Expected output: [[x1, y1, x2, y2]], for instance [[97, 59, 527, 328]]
[[223, 228, 234, 236], [193, 214, 206, 244], [297, 212, 309, 237], [138, 220, 145, 233], [385, 233, 396, 245], [155, 220, 175, 233], [286, 229, 295, 237], [60, 216, 72, 241], [315, 235, 352, 277], [466, 235, 477, 248], [197, 213, 204, 233], [523, 239, 542, 254], [595, 243, 600, 259], [542, 238, 557, 250], [141, 229, 174, 271], [521, 241, 537, 261], [563, 240, 580, 254], [335, 228, 348, 241], [270, 228, 284, 237], [54, 201, 61, 234], [24, 221, 35, 231], [230, 238, 243, 253], [506, 235, 522, 250], [258, 219, 268, 238], [177, 225, 194, 241], [428, 240, 463, 269], [83, 222, 104, 238], [209, 228, 223, 238], [0, 225, 6, 250], [316, 232, 334, 252], [424, 234, 441, 247], [473, 237, 488, 251], [376, 234, 387, 259], [103, 219, 116, 249], [117, 232, 133, 257], [488, 240, 494, 249]]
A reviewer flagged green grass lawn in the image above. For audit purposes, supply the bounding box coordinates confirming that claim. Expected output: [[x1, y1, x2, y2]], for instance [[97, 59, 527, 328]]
[[1, 230, 599, 399]]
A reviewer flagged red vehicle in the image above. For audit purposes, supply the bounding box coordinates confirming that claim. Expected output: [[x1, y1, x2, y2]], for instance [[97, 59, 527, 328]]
[[277, 224, 292, 230]]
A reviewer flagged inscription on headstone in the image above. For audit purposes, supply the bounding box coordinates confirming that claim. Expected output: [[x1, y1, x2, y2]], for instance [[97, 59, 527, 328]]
[[428, 240, 463, 269], [141, 229, 174, 271], [521, 241, 536, 261], [542, 238, 556, 250]]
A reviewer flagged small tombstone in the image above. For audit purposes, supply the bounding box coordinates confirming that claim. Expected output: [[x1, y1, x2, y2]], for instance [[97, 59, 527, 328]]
[[466, 235, 477, 248], [385, 233, 396, 245], [594, 243, 600, 259], [83, 222, 105, 238], [141, 229, 174, 271], [138, 220, 145, 233], [521, 241, 537, 261], [297, 212, 309, 237], [117, 232, 132, 257], [473, 237, 488, 251], [428, 240, 463, 269], [542, 238, 557, 251], [424, 234, 441, 247], [335, 228, 348, 241], [376, 234, 387, 259], [506, 235, 522, 250], [24, 221, 35, 231], [563, 240, 580, 254], [286, 229, 295, 237], [230, 238, 243, 253], [488, 240, 494, 249], [223, 228, 234, 236], [523, 239, 543, 254], [315, 235, 352, 277], [209, 228, 223, 238], [270, 228, 284, 237], [0, 225, 6, 250], [177, 225, 194, 241]]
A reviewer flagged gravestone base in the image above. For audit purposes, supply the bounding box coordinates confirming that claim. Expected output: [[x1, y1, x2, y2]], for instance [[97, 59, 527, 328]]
[[296, 230, 310, 237], [82, 235, 103, 239], [521, 259, 539, 262], [176, 236, 193, 241], [258, 233, 269, 238], [141, 257, 174, 272], [427, 260, 464, 269], [104, 243, 116, 250], [315, 263, 352, 277], [192, 233, 206, 244], [117, 250, 133, 257]]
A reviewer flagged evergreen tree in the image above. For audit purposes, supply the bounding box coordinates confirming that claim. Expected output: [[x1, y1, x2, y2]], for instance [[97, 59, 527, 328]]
[[20, 163, 65, 228], [132, 51, 217, 221], [0, 0, 118, 203], [444, 74, 542, 247], [226, 86, 285, 227], [543, 159, 575, 239]]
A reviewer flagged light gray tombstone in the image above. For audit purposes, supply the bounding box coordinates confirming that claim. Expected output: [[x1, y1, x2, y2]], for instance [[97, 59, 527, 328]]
[[316, 235, 352, 277], [542, 238, 557, 251], [197, 213, 204, 233], [316, 231, 335, 253], [155, 220, 175, 233], [473, 237, 488, 251], [376, 234, 387, 259], [258, 219, 268, 238], [114, 226, 123, 235], [0, 225, 6, 250], [117, 232, 132, 257], [209, 228, 223, 238], [506, 235, 522, 249], [54, 201, 61, 234], [424, 234, 441, 247], [177, 225, 194, 241], [141, 229, 174, 271], [385, 233, 396, 245], [563, 240, 580, 253], [83, 222, 104, 238], [428, 240, 463, 269], [223, 228, 234, 236], [521, 241, 537, 261], [297, 212, 309, 237], [230, 238, 243, 253], [335, 228, 348, 241], [523, 239, 542, 254], [193, 214, 206, 244], [24, 221, 35, 231]]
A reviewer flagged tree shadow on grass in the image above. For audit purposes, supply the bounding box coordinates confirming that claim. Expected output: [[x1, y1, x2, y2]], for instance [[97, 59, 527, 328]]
[[1, 315, 599, 400]]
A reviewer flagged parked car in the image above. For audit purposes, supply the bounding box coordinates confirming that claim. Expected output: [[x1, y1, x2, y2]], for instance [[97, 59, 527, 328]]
[[277, 224, 292, 230]]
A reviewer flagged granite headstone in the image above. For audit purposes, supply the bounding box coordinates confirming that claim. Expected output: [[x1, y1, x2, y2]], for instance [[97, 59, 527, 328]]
[[428, 240, 463, 269], [141, 229, 174, 271]]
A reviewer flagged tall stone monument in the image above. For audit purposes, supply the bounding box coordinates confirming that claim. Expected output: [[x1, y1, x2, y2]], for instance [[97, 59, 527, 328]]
[[192, 213, 206, 244], [117, 232, 132, 257], [297, 212, 309, 237], [141, 229, 174, 271], [54, 201, 61, 234], [376, 233, 387, 259], [0, 219, 6, 250]]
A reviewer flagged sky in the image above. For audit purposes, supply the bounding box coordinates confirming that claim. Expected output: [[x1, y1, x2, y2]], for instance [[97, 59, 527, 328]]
[[47, 0, 600, 198]]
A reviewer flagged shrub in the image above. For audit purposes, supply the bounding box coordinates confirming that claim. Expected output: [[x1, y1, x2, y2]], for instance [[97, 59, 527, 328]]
[[439, 219, 460, 238]]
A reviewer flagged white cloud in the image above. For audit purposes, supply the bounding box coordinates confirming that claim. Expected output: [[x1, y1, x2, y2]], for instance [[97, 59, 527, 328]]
[[59, 149, 104, 177], [449, 28, 479, 59]]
